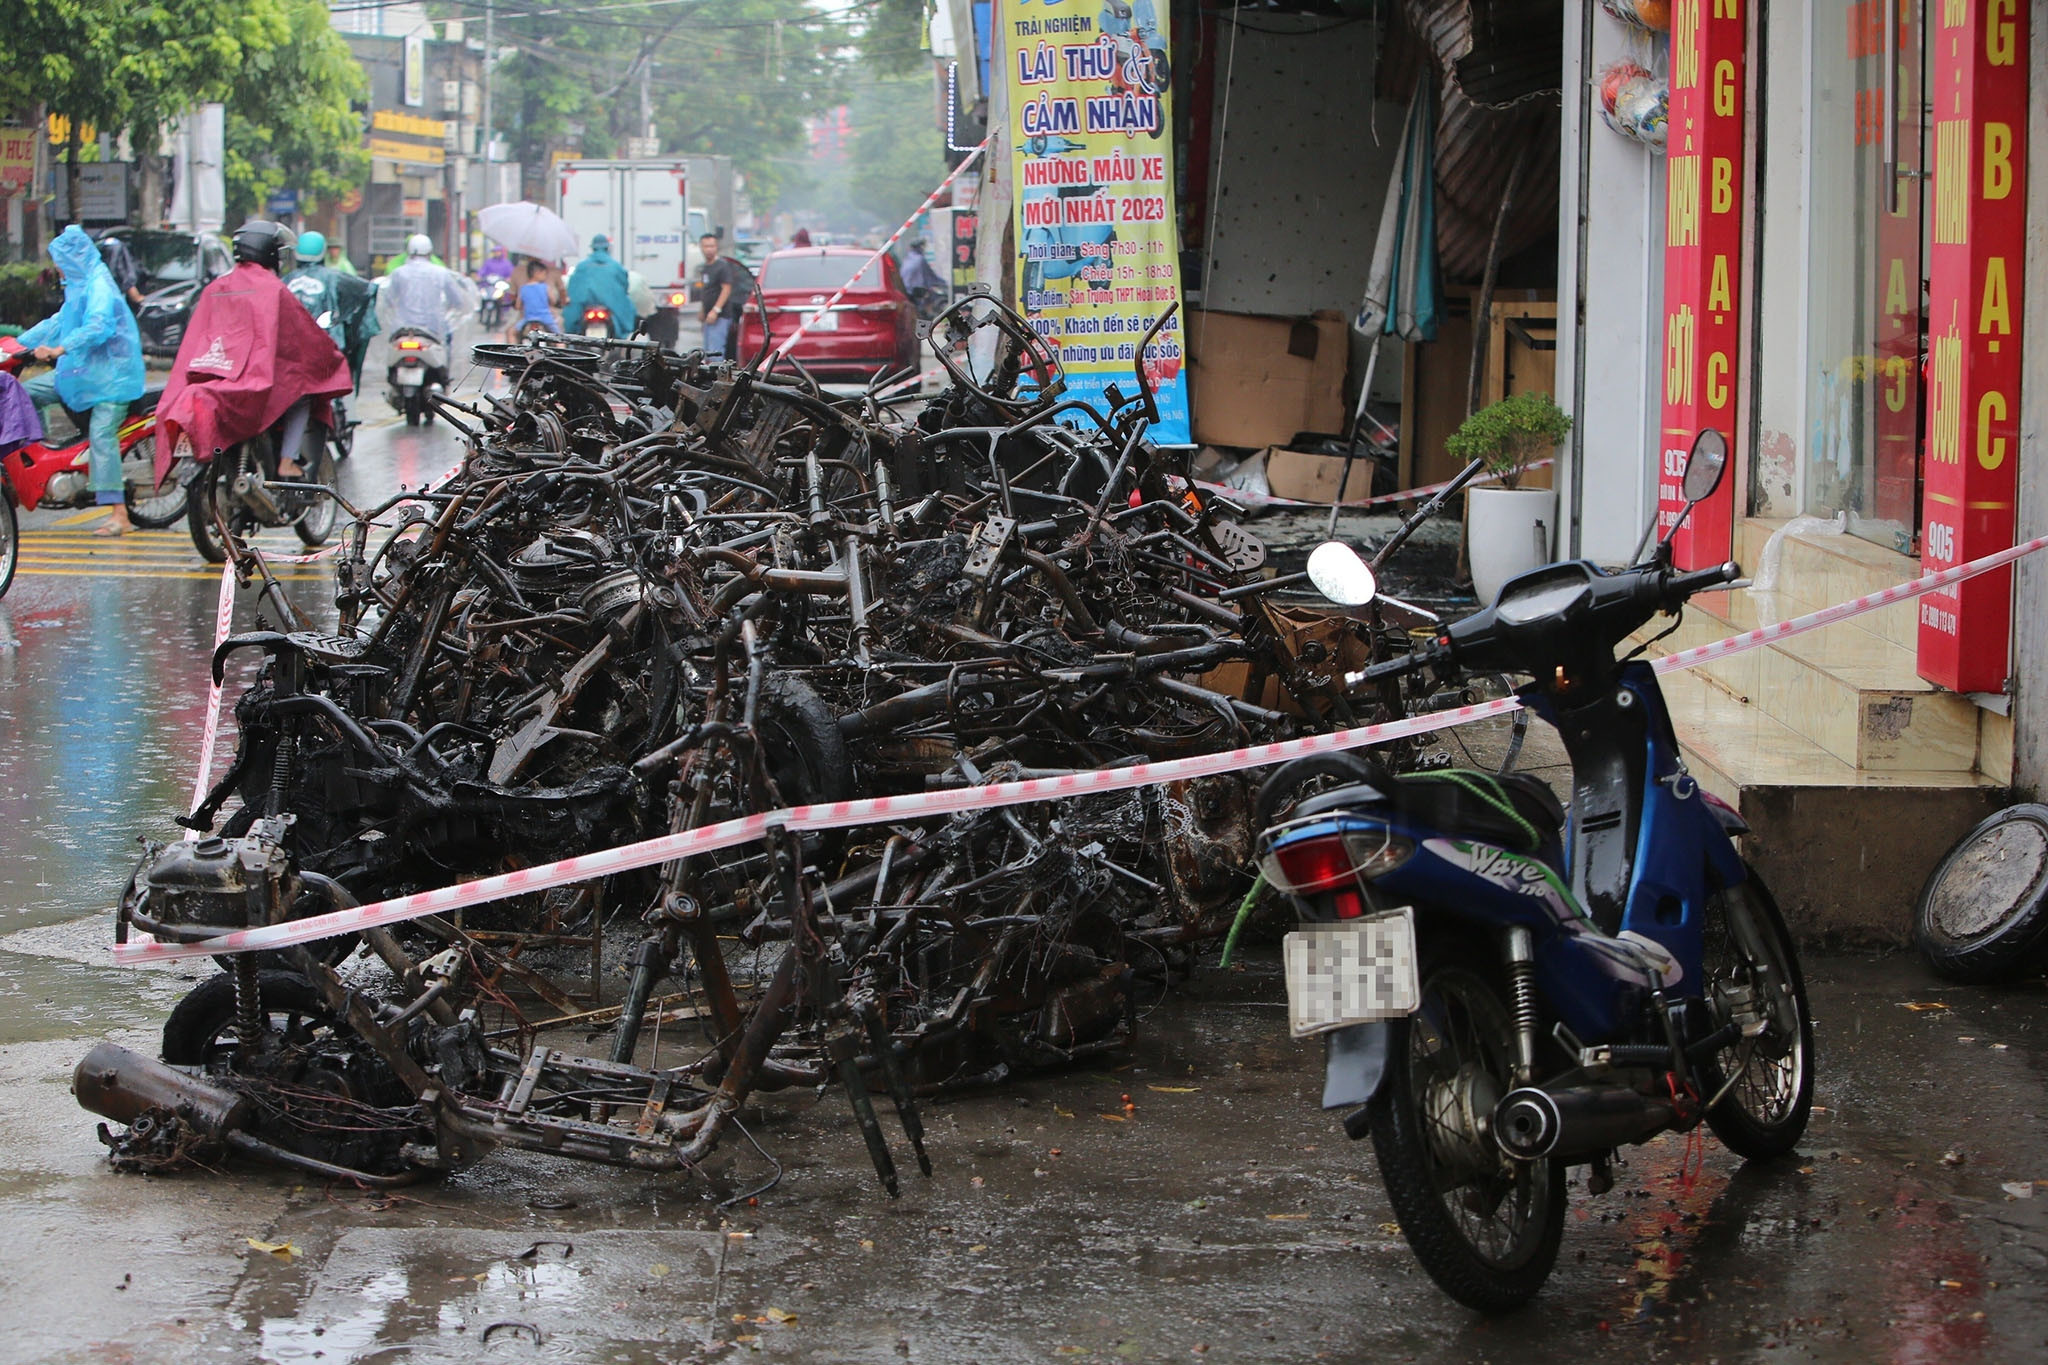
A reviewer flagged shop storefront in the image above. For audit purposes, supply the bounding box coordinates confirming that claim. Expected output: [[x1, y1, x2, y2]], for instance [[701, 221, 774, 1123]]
[[1556, 0, 2040, 927], [1567, 1, 2032, 718]]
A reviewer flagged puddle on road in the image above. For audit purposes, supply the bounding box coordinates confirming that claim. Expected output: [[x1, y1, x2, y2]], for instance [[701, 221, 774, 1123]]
[[239, 1227, 725, 1364], [0, 431, 467, 1047]]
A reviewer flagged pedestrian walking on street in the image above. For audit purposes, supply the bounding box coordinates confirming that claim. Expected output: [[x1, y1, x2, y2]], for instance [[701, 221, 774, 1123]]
[[695, 233, 752, 360], [15, 225, 146, 536]]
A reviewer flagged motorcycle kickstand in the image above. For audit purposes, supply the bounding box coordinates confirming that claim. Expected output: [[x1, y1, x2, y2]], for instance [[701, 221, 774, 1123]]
[[826, 1026, 900, 1197], [857, 996, 931, 1177]]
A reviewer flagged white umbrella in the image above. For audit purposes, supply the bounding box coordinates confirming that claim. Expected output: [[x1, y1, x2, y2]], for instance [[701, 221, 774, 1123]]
[[476, 202, 579, 262]]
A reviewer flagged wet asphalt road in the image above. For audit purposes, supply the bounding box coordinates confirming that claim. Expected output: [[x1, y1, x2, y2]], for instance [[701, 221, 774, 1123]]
[[4, 353, 2048, 1361]]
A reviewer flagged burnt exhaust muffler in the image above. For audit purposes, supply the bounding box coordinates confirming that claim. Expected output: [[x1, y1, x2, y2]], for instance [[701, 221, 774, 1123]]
[[73, 1042, 252, 1138], [1493, 1084, 1673, 1161]]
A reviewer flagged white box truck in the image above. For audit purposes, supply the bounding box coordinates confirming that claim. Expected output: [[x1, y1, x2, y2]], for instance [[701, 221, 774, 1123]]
[[554, 156, 738, 346]]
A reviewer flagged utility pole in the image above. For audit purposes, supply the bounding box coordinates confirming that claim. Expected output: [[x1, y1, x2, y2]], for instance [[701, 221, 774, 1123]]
[[639, 60, 653, 148], [481, 1, 495, 205]]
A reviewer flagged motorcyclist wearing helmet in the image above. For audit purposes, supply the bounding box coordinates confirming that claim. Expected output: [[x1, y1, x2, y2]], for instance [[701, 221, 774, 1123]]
[[14, 224, 147, 534], [284, 230, 380, 391], [162, 219, 346, 481], [232, 219, 295, 273], [376, 233, 476, 344]]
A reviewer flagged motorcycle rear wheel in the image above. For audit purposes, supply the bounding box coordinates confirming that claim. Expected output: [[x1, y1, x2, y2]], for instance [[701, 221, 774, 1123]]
[[186, 451, 243, 564], [293, 443, 338, 547], [121, 435, 189, 529], [1367, 963, 1567, 1313], [1698, 871, 1814, 1159]]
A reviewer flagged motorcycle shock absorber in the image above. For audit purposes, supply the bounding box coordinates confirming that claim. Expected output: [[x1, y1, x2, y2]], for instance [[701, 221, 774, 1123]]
[[233, 955, 265, 1059], [1505, 926, 1539, 1086]]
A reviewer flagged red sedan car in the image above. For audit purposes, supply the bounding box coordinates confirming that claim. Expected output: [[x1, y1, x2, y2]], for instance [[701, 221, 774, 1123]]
[[736, 247, 921, 382]]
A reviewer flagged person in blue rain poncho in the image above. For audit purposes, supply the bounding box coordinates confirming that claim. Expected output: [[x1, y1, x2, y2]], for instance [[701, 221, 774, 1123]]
[[16, 225, 147, 534], [566, 235, 636, 338]]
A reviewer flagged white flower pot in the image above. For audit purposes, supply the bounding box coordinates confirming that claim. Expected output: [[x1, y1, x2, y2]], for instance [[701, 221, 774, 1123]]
[[1467, 485, 1557, 605]]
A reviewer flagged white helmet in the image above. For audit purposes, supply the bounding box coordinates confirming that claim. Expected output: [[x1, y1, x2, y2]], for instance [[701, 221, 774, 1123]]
[[406, 233, 433, 257]]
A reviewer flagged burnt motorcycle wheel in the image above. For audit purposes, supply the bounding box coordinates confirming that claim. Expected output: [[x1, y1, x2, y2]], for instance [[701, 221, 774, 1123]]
[[161, 970, 342, 1069], [122, 435, 189, 529], [1698, 870, 1814, 1160], [1366, 964, 1567, 1314]]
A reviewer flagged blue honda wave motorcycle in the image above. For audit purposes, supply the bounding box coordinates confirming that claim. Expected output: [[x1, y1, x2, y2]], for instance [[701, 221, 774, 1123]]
[[1255, 432, 1813, 1312]]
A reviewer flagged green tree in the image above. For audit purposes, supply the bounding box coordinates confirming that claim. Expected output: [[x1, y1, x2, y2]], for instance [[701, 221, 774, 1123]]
[[480, 0, 852, 211], [0, 1, 363, 227], [219, 1, 369, 222], [860, 0, 931, 77], [1, 1, 130, 218]]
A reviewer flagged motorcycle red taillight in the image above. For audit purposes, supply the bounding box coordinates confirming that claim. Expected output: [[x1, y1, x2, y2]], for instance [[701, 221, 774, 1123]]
[[589, 308, 610, 319], [397, 339, 423, 350], [668, 292, 686, 307], [1259, 825, 1413, 911], [1264, 834, 1357, 896]]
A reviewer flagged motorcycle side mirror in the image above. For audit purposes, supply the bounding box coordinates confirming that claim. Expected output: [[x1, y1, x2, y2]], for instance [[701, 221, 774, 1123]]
[[1307, 542, 1379, 607], [1635, 427, 1732, 562], [1681, 428, 1728, 504]]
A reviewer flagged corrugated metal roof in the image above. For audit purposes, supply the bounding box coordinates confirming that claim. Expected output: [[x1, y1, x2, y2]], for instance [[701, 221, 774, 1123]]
[[1395, 0, 1562, 281]]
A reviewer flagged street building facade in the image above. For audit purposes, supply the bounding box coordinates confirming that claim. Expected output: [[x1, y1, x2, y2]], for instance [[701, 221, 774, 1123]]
[[1553, 0, 2048, 933]]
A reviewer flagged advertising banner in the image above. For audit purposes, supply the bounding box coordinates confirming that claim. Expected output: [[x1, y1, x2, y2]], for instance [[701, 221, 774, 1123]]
[[1657, 0, 1746, 569], [1918, 0, 2026, 693], [0, 128, 35, 194], [951, 209, 979, 292], [1002, 0, 1190, 444]]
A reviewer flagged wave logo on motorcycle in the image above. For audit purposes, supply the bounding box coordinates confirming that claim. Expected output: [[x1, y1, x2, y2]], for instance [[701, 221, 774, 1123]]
[[1259, 430, 1814, 1313]]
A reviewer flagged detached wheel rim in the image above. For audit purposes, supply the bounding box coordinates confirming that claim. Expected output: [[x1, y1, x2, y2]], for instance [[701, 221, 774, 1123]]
[[1925, 814, 2048, 943]]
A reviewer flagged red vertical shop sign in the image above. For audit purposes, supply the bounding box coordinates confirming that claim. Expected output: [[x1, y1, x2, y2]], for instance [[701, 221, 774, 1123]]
[[1919, 0, 2026, 693], [1658, 0, 1745, 568]]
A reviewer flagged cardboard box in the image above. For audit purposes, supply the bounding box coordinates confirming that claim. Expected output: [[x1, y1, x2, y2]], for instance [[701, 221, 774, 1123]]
[[1187, 310, 1350, 449], [1261, 446, 1377, 503]]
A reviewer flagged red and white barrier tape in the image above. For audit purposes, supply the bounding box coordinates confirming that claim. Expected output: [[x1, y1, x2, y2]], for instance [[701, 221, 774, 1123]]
[[1650, 532, 2048, 676], [771, 143, 987, 359], [1192, 458, 1555, 512], [180, 562, 242, 842], [123, 529, 2048, 964], [118, 696, 1518, 963]]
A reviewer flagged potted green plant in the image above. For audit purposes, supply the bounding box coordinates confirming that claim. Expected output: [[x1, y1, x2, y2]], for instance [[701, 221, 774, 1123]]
[[1446, 390, 1572, 601]]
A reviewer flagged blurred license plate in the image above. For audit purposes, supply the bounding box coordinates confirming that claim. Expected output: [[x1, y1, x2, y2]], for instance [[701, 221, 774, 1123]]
[[395, 370, 424, 387], [802, 309, 840, 332], [1283, 909, 1418, 1038]]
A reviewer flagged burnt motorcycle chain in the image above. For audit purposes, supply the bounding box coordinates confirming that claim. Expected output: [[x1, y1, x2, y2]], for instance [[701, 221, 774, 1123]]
[[97, 309, 1424, 1194]]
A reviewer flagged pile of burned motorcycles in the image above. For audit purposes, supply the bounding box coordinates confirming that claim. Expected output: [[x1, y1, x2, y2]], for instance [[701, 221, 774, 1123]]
[[78, 301, 1436, 1195]]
